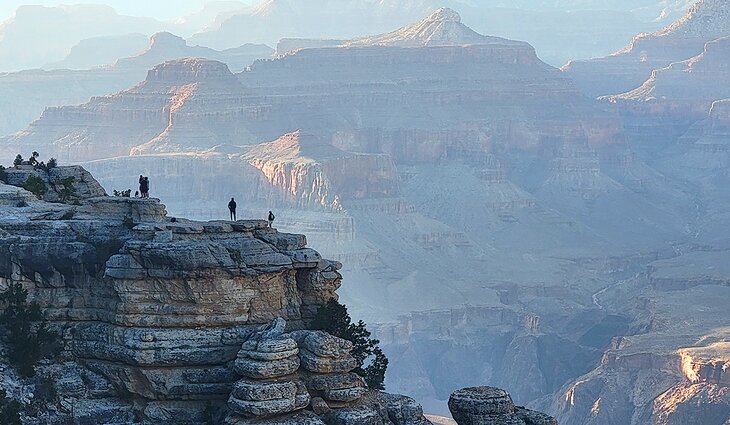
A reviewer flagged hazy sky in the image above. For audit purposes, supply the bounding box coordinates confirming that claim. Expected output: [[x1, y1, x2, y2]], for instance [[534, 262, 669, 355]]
[[0, 1, 253, 22]]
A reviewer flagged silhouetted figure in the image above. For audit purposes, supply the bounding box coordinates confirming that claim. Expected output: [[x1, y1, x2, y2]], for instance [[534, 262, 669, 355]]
[[228, 198, 237, 221], [140, 177, 149, 198], [268, 211, 275, 228], [138, 175, 144, 197], [134, 191, 139, 198]]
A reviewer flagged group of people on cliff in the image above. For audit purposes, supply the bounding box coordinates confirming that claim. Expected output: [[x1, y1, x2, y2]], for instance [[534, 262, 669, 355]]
[[138, 175, 150, 198], [228, 197, 275, 228]]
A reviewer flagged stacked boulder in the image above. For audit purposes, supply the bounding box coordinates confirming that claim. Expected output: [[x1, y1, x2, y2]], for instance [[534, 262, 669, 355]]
[[448, 387, 557, 425], [225, 319, 370, 424], [291, 330, 368, 406], [227, 318, 310, 420]]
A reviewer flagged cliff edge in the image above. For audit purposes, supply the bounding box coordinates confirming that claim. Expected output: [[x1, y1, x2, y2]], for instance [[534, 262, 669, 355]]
[[0, 165, 555, 424]]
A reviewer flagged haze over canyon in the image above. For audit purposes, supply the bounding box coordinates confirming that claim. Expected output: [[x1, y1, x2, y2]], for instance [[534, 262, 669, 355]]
[[0, 1, 728, 424]]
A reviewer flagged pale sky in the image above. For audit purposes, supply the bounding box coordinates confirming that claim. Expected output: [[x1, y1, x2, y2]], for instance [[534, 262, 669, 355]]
[[0, 1, 253, 22]]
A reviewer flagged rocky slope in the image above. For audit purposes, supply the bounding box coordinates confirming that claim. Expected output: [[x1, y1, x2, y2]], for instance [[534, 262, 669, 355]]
[[563, 0, 730, 97], [609, 35, 730, 114]]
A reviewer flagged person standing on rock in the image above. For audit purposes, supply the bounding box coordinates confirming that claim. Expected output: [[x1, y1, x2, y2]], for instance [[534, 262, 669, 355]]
[[138, 175, 144, 197], [268, 211, 275, 228], [141, 177, 150, 198], [228, 197, 237, 221]]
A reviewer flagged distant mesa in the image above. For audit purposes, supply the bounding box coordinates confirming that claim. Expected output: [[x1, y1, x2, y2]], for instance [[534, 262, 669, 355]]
[[342, 8, 521, 49], [278, 8, 525, 55]]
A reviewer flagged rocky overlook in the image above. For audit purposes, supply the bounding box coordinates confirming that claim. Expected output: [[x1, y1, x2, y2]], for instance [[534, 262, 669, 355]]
[[0, 165, 557, 424]]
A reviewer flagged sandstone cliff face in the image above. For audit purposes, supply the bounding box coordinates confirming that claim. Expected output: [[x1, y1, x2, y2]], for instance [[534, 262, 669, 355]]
[[610, 35, 730, 116]]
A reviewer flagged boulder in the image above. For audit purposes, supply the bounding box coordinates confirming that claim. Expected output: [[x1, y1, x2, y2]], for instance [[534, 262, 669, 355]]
[[448, 387, 557, 425], [307, 373, 367, 403], [228, 380, 298, 418], [290, 331, 358, 374], [234, 319, 301, 379]]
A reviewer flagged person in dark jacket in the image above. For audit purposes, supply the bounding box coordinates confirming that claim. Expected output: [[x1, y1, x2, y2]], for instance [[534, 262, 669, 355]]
[[268, 211, 275, 228], [141, 177, 150, 198], [138, 175, 144, 197], [228, 198, 237, 221]]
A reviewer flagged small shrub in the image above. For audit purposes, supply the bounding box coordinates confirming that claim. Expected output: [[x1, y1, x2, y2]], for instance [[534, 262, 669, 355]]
[[13, 155, 23, 167], [0, 165, 6, 183], [311, 300, 389, 390], [60, 211, 75, 220], [29, 152, 39, 166], [22, 176, 48, 199], [15, 200, 28, 208], [122, 216, 135, 229], [113, 189, 131, 198], [0, 389, 22, 425], [58, 177, 76, 202], [0, 283, 60, 377], [46, 158, 57, 169]]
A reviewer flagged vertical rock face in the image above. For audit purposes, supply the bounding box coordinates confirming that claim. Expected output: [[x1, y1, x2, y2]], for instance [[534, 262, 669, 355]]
[[563, 0, 730, 97]]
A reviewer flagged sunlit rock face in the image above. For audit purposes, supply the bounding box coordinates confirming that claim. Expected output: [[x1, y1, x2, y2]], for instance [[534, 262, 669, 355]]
[[564, 0, 730, 97], [539, 252, 730, 425]]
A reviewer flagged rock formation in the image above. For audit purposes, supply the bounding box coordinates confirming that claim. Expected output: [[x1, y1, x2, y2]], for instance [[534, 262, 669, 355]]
[[609, 35, 730, 115], [3, 9, 621, 161], [449, 387, 556, 425], [563, 0, 730, 97], [0, 33, 272, 138], [0, 165, 563, 424]]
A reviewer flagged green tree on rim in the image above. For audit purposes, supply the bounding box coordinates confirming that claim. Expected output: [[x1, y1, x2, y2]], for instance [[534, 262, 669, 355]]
[[311, 299, 389, 390]]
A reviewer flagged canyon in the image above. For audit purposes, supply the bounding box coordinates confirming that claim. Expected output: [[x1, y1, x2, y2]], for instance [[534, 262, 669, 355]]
[[0, 2, 728, 424]]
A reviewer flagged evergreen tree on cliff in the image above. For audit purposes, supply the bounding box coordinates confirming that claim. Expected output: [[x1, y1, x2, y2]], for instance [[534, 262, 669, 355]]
[[311, 299, 389, 390]]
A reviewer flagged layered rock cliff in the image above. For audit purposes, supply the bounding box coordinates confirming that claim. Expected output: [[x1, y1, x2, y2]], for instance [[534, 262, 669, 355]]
[[563, 0, 730, 97], [3, 9, 622, 162], [0, 165, 561, 424], [0, 33, 272, 139]]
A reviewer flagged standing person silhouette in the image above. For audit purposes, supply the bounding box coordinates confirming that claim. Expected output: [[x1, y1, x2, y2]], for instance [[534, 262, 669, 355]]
[[228, 198, 237, 221], [141, 177, 150, 198], [138, 175, 144, 197], [268, 211, 275, 228]]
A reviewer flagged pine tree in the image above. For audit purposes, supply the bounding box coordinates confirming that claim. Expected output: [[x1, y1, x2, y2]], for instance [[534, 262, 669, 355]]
[[311, 299, 389, 390], [0, 283, 59, 377]]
